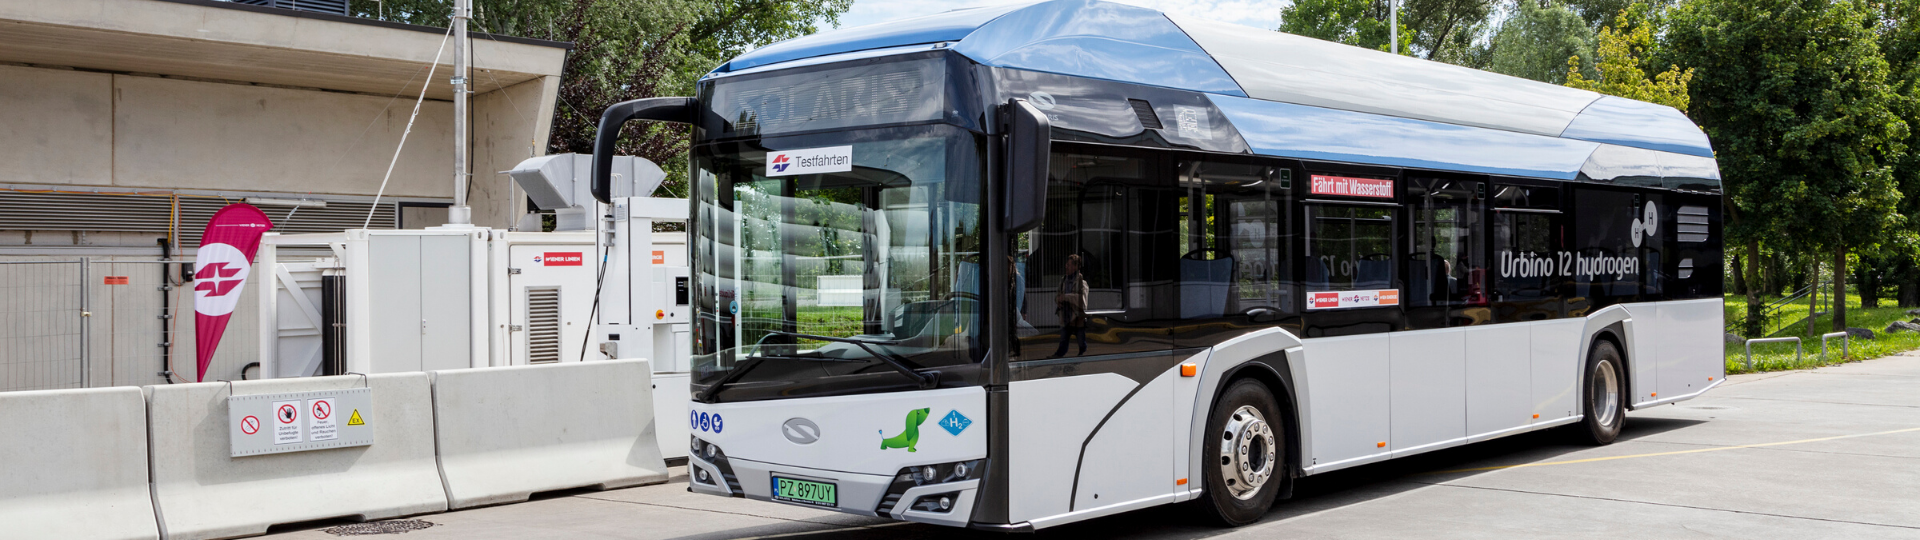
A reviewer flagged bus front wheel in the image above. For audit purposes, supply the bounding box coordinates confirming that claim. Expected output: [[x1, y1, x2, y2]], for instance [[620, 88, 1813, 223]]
[[1194, 378, 1286, 526], [1577, 339, 1627, 445]]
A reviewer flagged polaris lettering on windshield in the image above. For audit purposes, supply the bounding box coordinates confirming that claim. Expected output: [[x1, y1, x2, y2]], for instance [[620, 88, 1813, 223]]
[[766, 146, 853, 177]]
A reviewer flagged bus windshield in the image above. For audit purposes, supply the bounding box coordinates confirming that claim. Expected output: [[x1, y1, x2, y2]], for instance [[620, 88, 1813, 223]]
[[689, 124, 987, 401]]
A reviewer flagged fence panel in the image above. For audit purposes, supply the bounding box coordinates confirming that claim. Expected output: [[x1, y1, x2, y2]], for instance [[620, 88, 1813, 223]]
[[0, 261, 86, 391], [92, 260, 262, 387]]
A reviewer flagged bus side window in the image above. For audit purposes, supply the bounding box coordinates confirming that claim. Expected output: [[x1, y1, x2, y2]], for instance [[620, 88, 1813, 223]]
[[1172, 161, 1297, 348], [1308, 205, 1395, 292], [1491, 185, 1565, 321], [1406, 177, 1487, 329]]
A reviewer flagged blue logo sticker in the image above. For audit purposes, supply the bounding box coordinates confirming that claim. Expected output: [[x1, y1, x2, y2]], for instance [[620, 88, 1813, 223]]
[[712, 413, 724, 433], [729, 300, 740, 315], [938, 410, 971, 436]]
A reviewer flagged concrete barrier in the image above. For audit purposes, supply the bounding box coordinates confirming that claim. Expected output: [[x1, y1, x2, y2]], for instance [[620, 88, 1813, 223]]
[[147, 374, 446, 540], [432, 359, 669, 509], [0, 386, 159, 540]]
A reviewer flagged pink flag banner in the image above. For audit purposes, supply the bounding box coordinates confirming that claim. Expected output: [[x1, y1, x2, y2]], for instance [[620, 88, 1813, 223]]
[[192, 204, 273, 382]]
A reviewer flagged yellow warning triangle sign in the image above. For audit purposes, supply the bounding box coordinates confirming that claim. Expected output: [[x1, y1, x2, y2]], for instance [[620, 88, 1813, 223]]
[[348, 409, 365, 426]]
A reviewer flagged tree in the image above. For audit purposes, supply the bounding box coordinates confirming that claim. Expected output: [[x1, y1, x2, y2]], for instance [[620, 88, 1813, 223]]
[[1560, 0, 1672, 28], [1277, 0, 1414, 53], [1487, 0, 1596, 84], [1277, 0, 1500, 62], [1877, 0, 1920, 307], [1666, 0, 1909, 334], [353, 0, 851, 198], [1565, 8, 1692, 111]]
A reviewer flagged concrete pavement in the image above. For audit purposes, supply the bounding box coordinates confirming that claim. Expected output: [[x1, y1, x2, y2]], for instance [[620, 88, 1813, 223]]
[[262, 353, 1920, 539]]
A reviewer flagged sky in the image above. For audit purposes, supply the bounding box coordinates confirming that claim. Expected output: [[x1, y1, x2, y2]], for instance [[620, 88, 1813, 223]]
[[825, 0, 1288, 32]]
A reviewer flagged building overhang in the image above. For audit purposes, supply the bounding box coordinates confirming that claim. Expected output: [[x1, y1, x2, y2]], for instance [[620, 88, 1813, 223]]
[[0, 0, 570, 100]]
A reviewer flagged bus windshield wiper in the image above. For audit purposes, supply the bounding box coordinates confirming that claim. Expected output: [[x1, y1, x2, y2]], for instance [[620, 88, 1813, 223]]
[[698, 332, 939, 402]]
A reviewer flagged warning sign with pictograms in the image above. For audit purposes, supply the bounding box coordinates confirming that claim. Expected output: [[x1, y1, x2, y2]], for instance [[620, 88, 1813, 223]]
[[228, 388, 373, 457], [309, 398, 338, 442], [271, 400, 303, 444]]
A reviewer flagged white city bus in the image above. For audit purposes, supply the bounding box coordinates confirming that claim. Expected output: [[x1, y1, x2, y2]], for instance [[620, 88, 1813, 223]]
[[588, 0, 1725, 530]]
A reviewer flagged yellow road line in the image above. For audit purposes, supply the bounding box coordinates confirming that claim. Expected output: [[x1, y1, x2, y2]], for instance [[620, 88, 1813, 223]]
[[1430, 426, 1920, 474]]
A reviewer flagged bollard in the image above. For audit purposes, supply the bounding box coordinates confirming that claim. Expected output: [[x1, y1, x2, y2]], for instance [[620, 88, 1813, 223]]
[[1744, 337, 1802, 370]]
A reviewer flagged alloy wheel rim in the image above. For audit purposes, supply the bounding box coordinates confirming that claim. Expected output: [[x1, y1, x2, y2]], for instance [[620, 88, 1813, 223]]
[[1218, 405, 1276, 500], [1594, 359, 1620, 427]]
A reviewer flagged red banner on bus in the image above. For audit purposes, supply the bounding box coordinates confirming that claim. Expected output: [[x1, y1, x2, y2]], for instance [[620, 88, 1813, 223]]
[[1309, 175, 1395, 198]]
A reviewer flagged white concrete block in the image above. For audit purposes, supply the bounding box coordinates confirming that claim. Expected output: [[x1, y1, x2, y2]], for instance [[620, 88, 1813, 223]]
[[432, 359, 669, 509], [0, 386, 158, 540], [147, 373, 446, 540]]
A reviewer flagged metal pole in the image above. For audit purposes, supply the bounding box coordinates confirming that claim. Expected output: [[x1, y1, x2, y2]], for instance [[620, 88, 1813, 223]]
[[79, 258, 90, 388], [1390, 0, 1398, 55], [448, 0, 473, 225]]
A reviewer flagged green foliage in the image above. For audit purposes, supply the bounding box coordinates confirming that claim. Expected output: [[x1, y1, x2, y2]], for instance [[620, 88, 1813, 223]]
[[1564, 10, 1692, 110], [352, 0, 851, 196], [1559, 0, 1673, 28], [1276, 0, 1495, 61], [1665, 0, 1907, 258], [1487, 0, 1596, 84], [1722, 293, 1919, 373], [1277, 0, 1414, 53]]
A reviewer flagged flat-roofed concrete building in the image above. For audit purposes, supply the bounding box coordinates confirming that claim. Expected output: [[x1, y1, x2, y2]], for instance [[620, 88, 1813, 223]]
[[0, 0, 570, 388]]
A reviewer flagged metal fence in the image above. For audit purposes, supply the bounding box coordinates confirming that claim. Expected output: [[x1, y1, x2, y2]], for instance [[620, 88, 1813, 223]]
[[1, 257, 263, 392], [0, 260, 87, 391]]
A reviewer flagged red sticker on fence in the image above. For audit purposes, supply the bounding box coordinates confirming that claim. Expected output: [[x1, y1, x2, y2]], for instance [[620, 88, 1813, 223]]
[[104, 276, 130, 285]]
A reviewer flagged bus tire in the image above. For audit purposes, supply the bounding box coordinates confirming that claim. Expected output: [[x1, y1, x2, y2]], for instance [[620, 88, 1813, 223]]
[[1193, 378, 1286, 526], [1578, 339, 1627, 445]]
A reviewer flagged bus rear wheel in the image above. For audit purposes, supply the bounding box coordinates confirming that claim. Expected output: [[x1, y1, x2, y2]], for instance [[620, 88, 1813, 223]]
[[1194, 378, 1286, 526], [1578, 339, 1627, 445]]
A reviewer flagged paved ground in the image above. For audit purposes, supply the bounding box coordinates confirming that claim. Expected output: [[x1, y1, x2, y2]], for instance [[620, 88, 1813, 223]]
[[264, 353, 1920, 539]]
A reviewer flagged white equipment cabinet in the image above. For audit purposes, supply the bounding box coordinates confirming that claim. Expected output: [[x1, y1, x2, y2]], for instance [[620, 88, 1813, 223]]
[[256, 154, 694, 459]]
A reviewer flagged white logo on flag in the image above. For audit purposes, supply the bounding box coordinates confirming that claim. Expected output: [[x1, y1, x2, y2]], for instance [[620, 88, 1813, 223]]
[[192, 242, 251, 317]]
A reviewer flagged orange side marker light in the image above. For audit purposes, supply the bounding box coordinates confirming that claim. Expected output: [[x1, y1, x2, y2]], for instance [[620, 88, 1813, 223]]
[[1376, 442, 1387, 448], [1180, 364, 1197, 377], [1176, 478, 1188, 486], [1532, 414, 1540, 419], [1652, 392, 1657, 397]]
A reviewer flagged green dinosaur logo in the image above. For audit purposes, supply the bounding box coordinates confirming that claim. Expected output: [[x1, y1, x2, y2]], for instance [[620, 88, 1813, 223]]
[[879, 408, 931, 452]]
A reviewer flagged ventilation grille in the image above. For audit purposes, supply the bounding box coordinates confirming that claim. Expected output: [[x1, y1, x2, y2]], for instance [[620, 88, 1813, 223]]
[[1677, 206, 1710, 243], [229, 0, 350, 16], [525, 287, 562, 364], [1678, 258, 1694, 279], [0, 191, 401, 248], [1128, 99, 1163, 129]]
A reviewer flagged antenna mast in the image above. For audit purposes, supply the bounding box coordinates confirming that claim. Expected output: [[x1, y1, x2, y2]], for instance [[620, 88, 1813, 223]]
[[449, 0, 473, 225]]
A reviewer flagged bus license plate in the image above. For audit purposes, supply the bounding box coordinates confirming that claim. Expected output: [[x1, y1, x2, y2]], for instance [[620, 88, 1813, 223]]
[[771, 476, 837, 507]]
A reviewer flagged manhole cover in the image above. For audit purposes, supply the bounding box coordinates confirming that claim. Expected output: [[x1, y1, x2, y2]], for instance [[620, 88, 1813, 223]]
[[322, 520, 435, 536]]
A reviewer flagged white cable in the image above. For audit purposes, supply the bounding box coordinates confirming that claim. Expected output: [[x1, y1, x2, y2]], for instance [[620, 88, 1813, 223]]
[[365, 26, 454, 229]]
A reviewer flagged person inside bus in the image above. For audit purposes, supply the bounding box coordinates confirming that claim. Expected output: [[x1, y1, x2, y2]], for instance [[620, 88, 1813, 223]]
[[1052, 254, 1090, 358]]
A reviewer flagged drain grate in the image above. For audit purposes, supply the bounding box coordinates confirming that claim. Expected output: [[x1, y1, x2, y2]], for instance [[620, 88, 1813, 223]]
[[322, 520, 436, 536]]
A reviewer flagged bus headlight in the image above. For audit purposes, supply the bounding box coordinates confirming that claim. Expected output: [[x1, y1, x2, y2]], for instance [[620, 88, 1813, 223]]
[[873, 459, 985, 515]]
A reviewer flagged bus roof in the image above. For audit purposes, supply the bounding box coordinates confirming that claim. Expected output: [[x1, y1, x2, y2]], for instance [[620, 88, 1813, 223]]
[[712, 0, 1714, 163]]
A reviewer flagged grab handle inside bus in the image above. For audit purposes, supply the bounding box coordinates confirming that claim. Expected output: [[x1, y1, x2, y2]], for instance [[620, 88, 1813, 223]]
[[592, 97, 698, 204], [1003, 98, 1051, 232]]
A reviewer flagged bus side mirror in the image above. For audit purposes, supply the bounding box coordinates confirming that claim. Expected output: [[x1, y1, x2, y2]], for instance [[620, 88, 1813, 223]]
[[1003, 99, 1051, 233], [592, 97, 698, 204]]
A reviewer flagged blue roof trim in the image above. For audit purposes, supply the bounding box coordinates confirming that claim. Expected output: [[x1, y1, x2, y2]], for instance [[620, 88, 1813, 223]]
[[713, 3, 1028, 74], [1211, 95, 1600, 180], [1559, 96, 1713, 158], [952, 0, 1245, 96]]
